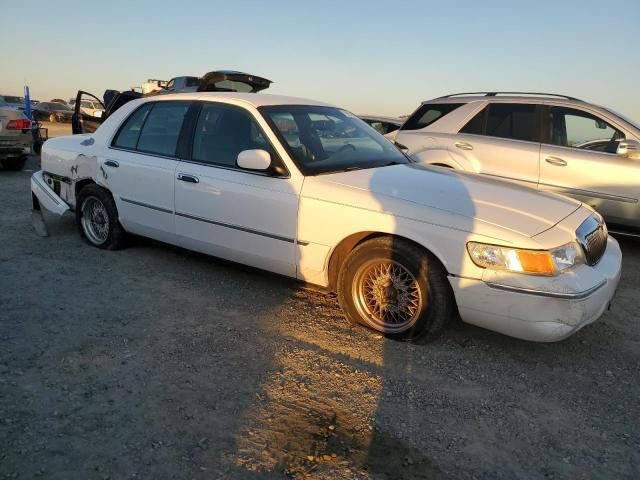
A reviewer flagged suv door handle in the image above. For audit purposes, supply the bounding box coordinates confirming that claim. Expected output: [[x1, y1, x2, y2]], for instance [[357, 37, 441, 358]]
[[545, 156, 567, 167], [455, 141, 473, 151], [177, 173, 199, 183], [104, 160, 119, 168]]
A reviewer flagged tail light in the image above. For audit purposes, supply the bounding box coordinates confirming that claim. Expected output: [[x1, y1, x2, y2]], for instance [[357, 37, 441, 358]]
[[6, 119, 32, 130]]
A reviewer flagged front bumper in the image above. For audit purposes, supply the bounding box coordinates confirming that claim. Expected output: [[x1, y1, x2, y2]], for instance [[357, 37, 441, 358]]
[[449, 236, 622, 342]]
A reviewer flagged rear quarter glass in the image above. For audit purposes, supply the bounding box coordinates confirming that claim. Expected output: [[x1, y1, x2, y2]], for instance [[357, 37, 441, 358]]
[[401, 103, 463, 131]]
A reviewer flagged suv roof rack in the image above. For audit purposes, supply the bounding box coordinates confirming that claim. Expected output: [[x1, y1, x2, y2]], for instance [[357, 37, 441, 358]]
[[437, 92, 582, 101]]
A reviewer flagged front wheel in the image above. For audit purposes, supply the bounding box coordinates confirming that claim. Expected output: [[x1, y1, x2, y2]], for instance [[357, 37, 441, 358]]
[[76, 184, 126, 250], [48, 114, 55, 123], [337, 237, 454, 342]]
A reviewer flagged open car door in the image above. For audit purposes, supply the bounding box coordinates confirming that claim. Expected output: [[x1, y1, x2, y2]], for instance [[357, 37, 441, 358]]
[[197, 70, 272, 93], [72, 89, 143, 134], [71, 91, 105, 134]]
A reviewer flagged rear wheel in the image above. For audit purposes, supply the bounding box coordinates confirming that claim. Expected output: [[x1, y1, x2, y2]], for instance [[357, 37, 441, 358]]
[[48, 114, 55, 123], [76, 184, 126, 250], [1, 156, 26, 171], [337, 237, 454, 342]]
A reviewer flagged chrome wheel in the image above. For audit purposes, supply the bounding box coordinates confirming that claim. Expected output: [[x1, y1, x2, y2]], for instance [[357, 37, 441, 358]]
[[80, 196, 110, 245], [352, 259, 423, 333]]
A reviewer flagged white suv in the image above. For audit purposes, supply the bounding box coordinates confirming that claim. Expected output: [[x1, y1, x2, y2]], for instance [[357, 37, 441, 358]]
[[395, 92, 640, 233]]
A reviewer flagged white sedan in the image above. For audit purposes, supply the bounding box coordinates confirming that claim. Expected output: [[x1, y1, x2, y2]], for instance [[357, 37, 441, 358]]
[[31, 92, 621, 342]]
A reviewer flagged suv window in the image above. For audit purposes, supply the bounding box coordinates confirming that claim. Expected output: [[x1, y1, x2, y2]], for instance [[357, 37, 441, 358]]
[[548, 106, 624, 154], [459, 103, 538, 142], [192, 103, 275, 169], [136, 102, 190, 156], [401, 103, 462, 130]]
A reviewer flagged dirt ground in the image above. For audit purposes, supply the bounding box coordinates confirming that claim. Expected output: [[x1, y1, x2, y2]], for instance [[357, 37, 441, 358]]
[[1, 156, 639, 479]]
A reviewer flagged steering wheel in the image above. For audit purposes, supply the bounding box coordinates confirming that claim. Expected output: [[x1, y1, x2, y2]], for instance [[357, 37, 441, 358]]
[[338, 143, 356, 153]]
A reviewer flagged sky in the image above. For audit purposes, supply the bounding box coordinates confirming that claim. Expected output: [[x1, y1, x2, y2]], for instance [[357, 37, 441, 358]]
[[2, 0, 638, 119]]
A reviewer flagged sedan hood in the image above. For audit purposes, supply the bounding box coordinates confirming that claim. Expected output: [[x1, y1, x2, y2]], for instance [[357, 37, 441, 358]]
[[305, 164, 582, 238]]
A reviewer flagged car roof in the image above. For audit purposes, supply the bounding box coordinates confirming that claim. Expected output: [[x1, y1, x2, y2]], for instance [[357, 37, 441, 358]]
[[422, 93, 590, 106], [137, 92, 336, 109]]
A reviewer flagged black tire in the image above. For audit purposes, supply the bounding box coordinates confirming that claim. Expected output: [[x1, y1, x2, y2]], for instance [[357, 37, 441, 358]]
[[34, 142, 43, 155], [337, 236, 454, 342], [1, 156, 27, 171], [76, 184, 126, 250]]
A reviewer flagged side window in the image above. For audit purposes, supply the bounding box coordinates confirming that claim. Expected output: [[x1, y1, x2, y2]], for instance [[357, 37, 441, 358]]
[[401, 103, 463, 131], [192, 103, 276, 169], [369, 121, 386, 135], [485, 104, 538, 142], [548, 106, 624, 154], [459, 107, 486, 135], [112, 103, 153, 150], [136, 102, 190, 156]]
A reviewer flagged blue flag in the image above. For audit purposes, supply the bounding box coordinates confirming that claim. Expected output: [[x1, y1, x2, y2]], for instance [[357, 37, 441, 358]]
[[24, 85, 32, 120]]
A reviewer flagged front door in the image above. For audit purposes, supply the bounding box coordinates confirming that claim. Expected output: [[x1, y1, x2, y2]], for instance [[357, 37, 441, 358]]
[[174, 102, 300, 277], [539, 105, 640, 229]]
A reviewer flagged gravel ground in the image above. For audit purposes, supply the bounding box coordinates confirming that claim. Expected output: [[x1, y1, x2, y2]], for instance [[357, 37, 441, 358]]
[[1, 156, 639, 479]]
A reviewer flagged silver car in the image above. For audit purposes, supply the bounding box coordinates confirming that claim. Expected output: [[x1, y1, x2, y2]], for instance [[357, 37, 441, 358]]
[[0, 107, 33, 170], [395, 92, 640, 234]]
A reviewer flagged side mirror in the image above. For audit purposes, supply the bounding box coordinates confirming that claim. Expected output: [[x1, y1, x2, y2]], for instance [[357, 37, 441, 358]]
[[617, 139, 640, 159], [237, 149, 271, 171], [595, 119, 608, 130]]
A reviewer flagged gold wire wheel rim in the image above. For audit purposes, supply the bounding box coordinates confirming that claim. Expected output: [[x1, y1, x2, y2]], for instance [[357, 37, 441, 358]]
[[352, 259, 423, 333]]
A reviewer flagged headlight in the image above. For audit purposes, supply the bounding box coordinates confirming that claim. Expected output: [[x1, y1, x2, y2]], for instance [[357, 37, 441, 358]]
[[467, 241, 585, 276]]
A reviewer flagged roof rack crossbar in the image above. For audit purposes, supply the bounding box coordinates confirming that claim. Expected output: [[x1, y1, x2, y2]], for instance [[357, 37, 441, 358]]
[[437, 92, 581, 101]]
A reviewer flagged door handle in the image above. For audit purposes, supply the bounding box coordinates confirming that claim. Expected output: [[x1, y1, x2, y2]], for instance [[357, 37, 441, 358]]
[[104, 160, 119, 168], [177, 173, 199, 184], [545, 156, 567, 167], [455, 141, 473, 151]]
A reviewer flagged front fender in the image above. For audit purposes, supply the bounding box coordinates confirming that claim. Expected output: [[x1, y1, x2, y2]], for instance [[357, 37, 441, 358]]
[[410, 148, 464, 170]]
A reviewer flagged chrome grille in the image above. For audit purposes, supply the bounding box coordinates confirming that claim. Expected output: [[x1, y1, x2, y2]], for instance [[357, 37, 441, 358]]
[[576, 215, 607, 266]]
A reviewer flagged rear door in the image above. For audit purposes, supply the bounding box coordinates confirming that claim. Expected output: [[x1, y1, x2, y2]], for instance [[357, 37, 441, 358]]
[[102, 100, 190, 244], [71, 91, 105, 134], [539, 104, 640, 229], [450, 102, 542, 187]]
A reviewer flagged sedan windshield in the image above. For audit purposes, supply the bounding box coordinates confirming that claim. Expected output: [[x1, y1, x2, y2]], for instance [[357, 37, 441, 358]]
[[260, 105, 410, 175]]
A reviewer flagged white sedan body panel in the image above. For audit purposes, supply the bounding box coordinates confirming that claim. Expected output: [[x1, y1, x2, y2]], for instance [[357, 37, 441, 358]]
[[101, 148, 178, 245], [174, 163, 301, 277], [31, 92, 623, 342]]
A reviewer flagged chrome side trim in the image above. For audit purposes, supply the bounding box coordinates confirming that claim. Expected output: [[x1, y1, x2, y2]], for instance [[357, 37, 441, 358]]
[[485, 280, 606, 299], [175, 211, 298, 244], [120, 197, 173, 214], [538, 183, 638, 204]]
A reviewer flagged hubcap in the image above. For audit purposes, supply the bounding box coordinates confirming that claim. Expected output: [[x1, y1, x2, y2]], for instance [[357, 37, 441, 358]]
[[353, 259, 423, 333], [81, 196, 109, 245]]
